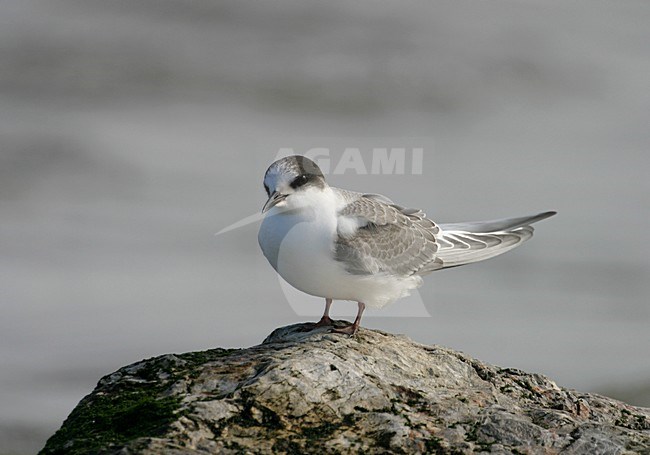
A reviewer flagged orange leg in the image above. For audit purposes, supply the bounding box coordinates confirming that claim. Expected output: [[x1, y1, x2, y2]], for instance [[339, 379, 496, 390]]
[[312, 298, 333, 327], [331, 302, 365, 336]]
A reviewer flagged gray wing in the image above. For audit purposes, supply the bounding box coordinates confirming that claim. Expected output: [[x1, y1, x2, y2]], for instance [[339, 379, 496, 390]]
[[335, 191, 555, 274], [334, 193, 444, 276], [438, 211, 556, 233], [435, 211, 556, 268]]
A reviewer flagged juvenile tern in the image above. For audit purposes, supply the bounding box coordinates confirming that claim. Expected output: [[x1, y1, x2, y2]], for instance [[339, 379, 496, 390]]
[[258, 155, 555, 335]]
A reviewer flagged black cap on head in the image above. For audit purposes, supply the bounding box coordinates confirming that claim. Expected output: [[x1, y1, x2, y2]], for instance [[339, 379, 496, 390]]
[[265, 155, 324, 179]]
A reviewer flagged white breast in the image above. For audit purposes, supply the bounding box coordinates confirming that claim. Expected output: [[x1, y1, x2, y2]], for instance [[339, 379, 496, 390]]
[[258, 187, 342, 297], [258, 187, 422, 307]]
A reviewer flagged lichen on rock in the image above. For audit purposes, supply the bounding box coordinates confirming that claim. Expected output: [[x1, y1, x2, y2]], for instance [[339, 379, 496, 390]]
[[41, 323, 650, 454]]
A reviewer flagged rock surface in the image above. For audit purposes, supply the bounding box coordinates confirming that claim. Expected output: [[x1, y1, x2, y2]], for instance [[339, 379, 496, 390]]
[[41, 323, 650, 454]]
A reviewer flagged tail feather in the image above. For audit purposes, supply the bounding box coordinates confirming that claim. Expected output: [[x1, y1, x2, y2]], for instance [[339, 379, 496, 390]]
[[438, 211, 556, 234], [432, 211, 555, 270]]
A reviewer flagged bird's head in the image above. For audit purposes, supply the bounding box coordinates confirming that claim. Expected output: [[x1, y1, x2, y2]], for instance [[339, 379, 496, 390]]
[[262, 156, 327, 213]]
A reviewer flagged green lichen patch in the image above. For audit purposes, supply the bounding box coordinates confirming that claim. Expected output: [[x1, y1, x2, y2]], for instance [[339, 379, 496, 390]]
[[40, 389, 182, 455], [178, 347, 238, 366], [179, 348, 239, 378], [40, 348, 237, 454]]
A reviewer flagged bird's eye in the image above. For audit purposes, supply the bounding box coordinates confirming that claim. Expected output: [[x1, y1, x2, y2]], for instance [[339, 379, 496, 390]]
[[291, 174, 309, 189], [264, 184, 270, 196]]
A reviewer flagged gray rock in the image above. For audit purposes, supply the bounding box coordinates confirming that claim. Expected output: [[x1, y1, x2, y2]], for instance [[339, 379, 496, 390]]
[[41, 323, 650, 454]]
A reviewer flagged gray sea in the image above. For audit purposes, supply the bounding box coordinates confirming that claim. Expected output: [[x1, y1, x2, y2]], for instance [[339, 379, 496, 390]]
[[1, 1, 649, 453]]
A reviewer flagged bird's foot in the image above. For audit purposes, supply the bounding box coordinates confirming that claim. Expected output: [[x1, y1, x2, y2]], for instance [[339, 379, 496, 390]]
[[331, 323, 360, 336], [312, 316, 333, 328], [297, 316, 334, 332]]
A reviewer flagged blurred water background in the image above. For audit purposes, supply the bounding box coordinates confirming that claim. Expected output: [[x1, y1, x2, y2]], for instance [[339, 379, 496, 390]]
[[1, 0, 649, 453]]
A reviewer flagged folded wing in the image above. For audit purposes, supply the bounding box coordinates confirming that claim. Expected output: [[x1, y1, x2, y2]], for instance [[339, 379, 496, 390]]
[[334, 192, 443, 276], [335, 190, 554, 276]]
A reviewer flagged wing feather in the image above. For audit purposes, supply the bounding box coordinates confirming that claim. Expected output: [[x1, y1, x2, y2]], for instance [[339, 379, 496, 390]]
[[434, 227, 534, 268], [439, 211, 556, 233], [334, 189, 555, 274], [335, 192, 442, 276]]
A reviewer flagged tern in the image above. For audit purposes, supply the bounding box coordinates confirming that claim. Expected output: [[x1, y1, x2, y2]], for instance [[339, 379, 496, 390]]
[[258, 155, 555, 335]]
